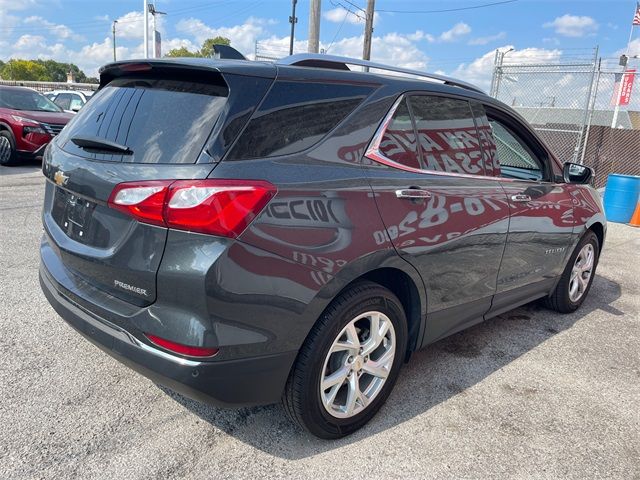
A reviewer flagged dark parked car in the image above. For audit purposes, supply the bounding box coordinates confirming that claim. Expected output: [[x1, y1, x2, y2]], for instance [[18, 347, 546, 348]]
[[0, 86, 73, 165], [39, 55, 606, 439]]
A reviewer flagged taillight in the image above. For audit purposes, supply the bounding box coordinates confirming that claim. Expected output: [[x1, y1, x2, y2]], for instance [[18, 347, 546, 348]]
[[108, 180, 171, 227], [145, 333, 219, 357], [107, 179, 276, 237]]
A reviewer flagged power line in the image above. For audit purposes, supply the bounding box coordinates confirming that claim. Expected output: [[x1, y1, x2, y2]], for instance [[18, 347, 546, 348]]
[[377, 0, 518, 14]]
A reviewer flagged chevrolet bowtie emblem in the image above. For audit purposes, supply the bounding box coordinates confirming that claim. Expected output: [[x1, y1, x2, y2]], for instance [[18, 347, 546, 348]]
[[54, 170, 69, 186]]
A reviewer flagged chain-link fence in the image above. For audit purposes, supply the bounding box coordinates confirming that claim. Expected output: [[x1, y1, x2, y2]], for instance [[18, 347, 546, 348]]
[[490, 51, 640, 188], [0, 79, 98, 94]]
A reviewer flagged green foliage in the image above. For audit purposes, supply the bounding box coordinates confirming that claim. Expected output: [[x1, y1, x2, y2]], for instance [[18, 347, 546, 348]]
[[0, 58, 92, 83], [164, 37, 232, 58], [1, 59, 48, 81], [200, 36, 231, 58], [164, 46, 200, 58]]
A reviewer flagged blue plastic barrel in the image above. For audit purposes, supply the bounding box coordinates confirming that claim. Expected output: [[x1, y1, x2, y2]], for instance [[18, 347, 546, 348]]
[[603, 174, 640, 223]]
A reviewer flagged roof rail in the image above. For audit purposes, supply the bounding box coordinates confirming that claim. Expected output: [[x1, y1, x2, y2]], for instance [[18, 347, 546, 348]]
[[277, 53, 484, 94]]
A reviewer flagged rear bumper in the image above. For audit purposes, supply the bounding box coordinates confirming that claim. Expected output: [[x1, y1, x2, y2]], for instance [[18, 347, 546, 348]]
[[39, 264, 297, 408]]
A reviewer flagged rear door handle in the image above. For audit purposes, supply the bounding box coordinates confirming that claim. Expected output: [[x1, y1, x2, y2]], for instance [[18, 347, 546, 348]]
[[395, 189, 432, 199], [511, 194, 532, 202]]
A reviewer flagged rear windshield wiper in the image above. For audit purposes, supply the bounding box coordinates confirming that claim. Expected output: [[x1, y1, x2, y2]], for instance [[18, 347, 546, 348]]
[[71, 135, 133, 155]]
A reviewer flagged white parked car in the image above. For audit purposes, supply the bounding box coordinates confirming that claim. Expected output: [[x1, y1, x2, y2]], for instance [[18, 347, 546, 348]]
[[45, 90, 94, 113]]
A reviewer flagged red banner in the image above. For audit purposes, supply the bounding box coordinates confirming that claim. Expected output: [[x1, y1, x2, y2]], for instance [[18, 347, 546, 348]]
[[617, 69, 636, 106]]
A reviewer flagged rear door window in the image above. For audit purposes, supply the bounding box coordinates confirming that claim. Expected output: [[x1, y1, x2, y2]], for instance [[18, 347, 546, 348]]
[[226, 81, 373, 159], [58, 75, 228, 164], [409, 95, 485, 176]]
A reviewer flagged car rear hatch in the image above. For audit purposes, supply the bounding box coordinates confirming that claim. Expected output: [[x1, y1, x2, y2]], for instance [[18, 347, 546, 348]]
[[41, 60, 275, 306]]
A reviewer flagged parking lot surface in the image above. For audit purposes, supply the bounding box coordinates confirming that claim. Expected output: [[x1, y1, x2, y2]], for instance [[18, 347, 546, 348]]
[[1, 163, 639, 480]]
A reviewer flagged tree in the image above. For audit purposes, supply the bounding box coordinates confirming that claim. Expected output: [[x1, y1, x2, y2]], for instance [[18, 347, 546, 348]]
[[0, 59, 48, 81], [200, 36, 231, 58], [164, 46, 200, 58], [164, 37, 232, 58], [0, 58, 93, 83]]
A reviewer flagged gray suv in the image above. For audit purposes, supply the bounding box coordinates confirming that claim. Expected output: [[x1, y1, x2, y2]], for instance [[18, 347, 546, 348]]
[[40, 54, 606, 438]]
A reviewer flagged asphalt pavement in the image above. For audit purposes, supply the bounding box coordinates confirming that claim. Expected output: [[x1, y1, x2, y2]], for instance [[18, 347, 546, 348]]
[[1, 163, 639, 479]]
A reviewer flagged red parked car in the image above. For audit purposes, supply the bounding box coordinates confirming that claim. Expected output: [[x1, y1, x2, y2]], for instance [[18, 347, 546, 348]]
[[0, 86, 73, 166]]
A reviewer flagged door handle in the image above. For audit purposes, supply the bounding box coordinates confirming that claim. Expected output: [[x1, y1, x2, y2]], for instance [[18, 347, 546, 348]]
[[511, 194, 532, 202], [395, 189, 432, 199]]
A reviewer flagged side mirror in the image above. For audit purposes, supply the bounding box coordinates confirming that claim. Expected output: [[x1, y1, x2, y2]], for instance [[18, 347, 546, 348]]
[[563, 162, 593, 184]]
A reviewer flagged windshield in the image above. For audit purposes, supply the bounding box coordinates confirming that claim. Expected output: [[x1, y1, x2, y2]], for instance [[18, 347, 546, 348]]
[[0, 88, 62, 112]]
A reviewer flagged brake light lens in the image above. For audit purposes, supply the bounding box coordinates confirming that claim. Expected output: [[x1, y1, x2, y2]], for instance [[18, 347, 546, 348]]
[[145, 333, 219, 357], [108, 180, 171, 226], [107, 179, 276, 237]]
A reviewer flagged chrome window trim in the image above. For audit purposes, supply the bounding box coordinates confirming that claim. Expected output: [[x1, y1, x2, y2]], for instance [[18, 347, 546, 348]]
[[363, 93, 557, 185]]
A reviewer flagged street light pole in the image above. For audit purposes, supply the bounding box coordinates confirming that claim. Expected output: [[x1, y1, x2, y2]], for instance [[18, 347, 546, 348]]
[[288, 0, 298, 56], [112, 20, 118, 61], [143, 0, 148, 58], [493, 47, 514, 99], [148, 2, 166, 58]]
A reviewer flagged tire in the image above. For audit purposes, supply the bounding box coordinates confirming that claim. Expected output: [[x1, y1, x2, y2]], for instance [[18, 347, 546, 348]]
[[283, 281, 408, 439], [545, 231, 599, 313], [0, 130, 17, 166]]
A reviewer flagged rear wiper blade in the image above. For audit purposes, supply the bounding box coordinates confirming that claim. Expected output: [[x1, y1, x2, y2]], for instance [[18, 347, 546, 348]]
[[71, 135, 133, 155]]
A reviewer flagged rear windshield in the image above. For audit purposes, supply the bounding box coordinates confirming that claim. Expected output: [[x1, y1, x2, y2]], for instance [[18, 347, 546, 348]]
[[58, 75, 228, 163]]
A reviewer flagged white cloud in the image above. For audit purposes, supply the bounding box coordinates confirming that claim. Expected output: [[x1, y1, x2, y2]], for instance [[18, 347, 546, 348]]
[[113, 11, 146, 40], [439, 22, 471, 42], [408, 23, 471, 44], [176, 17, 271, 56], [544, 15, 598, 38], [325, 33, 429, 70], [324, 6, 364, 25], [468, 32, 506, 46], [323, 6, 379, 26], [0, 0, 36, 11], [452, 46, 562, 91], [23, 16, 84, 41]]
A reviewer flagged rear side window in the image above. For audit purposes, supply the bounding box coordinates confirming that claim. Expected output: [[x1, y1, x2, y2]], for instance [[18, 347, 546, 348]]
[[58, 75, 228, 163], [378, 98, 420, 169], [409, 95, 485, 176], [226, 81, 373, 159]]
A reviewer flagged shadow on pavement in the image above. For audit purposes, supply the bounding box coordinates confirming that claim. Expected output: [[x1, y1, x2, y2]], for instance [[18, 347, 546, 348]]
[[160, 273, 622, 459], [0, 159, 42, 176]]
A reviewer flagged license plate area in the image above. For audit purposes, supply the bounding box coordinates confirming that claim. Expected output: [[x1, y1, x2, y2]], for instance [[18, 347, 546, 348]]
[[52, 187, 97, 243]]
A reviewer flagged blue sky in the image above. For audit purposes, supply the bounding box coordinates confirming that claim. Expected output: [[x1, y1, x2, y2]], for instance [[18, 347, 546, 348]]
[[1, 0, 639, 87]]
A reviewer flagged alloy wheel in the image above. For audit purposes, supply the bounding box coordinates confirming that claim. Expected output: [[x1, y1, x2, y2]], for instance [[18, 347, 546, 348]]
[[569, 243, 595, 302], [0, 137, 12, 164], [320, 311, 396, 419]]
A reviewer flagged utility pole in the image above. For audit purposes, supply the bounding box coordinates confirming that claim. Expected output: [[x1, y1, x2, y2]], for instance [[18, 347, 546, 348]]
[[308, 0, 321, 53], [148, 2, 166, 58], [288, 0, 298, 55], [143, 0, 149, 58], [362, 0, 375, 62], [112, 20, 118, 61]]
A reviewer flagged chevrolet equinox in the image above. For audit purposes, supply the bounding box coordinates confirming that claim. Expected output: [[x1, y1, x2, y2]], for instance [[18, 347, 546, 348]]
[[40, 54, 606, 439]]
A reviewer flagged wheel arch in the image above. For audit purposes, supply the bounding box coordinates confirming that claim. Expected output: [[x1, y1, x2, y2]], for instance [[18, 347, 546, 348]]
[[0, 121, 15, 139], [588, 221, 605, 253], [310, 258, 427, 361]]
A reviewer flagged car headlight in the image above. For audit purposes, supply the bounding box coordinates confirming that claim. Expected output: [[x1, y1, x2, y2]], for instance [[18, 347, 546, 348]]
[[23, 125, 47, 135], [11, 114, 39, 125]]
